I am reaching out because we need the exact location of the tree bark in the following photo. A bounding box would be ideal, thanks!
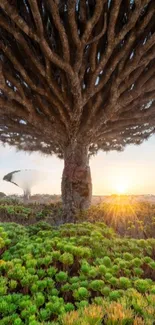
[61,142,92,223]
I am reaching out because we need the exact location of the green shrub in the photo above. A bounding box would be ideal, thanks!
[59,253,74,266]
[133,267,144,276]
[75,300,89,309]
[81,263,90,274]
[73,287,90,300]
[109,290,122,301]
[109,277,118,286]
[134,279,150,293]
[88,267,98,278]
[64,303,75,312]
[47,267,57,277]
[150,286,155,294]
[104,272,112,280]
[55,272,68,282]
[90,280,104,291]
[98,265,107,275]
[69,277,79,284]
[0,219,155,323]
[35,293,45,307]
[149,261,155,269]
[119,277,131,289]
[102,256,112,268]
[101,286,111,296]
[132,258,142,267]
[9,280,17,290]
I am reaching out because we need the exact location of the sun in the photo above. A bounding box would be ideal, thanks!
[115,182,128,195]
[111,172,131,195]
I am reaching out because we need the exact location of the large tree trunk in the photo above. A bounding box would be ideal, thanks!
[61,142,92,223]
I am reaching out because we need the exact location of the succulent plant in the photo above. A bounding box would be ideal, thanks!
[0,219,154,323]
[59,253,74,266]
[119,277,132,289]
[102,256,112,268]
[134,279,151,293]
[73,287,90,301]
[55,272,68,283]
[109,290,122,301]
[90,280,105,292]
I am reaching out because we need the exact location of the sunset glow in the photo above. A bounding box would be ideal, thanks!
[111,173,130,195]
[115,182,128,195]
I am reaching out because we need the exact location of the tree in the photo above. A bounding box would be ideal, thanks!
[0,0,155,222]
[3,169,45,200]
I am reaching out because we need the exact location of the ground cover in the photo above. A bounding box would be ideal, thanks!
[0,198,155,239]
[0,221,155,324]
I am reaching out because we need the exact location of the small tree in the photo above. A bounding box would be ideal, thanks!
[0,0,155,222]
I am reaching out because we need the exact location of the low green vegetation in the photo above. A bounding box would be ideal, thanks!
[0,198,155,238]
[0,201,63,226]
[0,221,155,324]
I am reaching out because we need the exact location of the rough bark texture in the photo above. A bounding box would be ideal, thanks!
[62,143,92,222]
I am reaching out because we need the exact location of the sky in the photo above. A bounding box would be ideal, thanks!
[0,135,155,196]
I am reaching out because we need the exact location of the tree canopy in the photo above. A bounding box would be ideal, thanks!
[0,0,155,157]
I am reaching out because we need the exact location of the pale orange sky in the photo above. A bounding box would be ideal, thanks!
[0,135,155,195]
